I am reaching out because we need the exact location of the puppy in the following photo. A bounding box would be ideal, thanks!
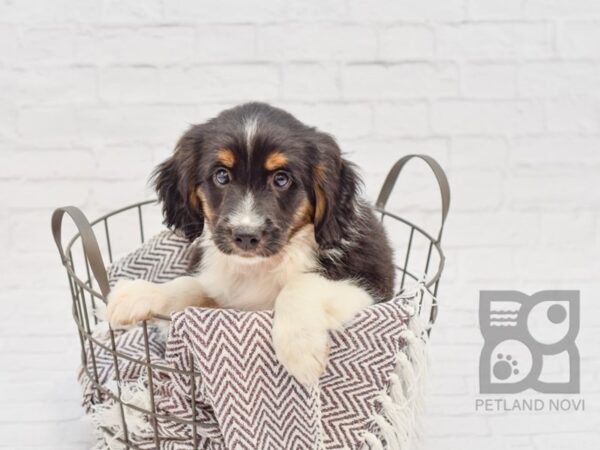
[107,102,395,385]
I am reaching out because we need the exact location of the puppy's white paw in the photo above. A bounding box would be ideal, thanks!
[106,279,164,327]
[272,322,329,386]
[272,273,374,385]
[324,283,373,329]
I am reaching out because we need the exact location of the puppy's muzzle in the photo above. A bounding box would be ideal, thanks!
[232,226,263,251]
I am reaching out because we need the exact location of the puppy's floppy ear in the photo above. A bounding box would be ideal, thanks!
[311,132,361,249]
[151,126,205,241]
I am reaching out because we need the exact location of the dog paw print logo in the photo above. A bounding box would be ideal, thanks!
[479,290,580,394]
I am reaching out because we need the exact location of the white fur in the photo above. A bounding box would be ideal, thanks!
[228,192,265,229]
[243,115,258,154]
[106,276,208,326]
[196,225,318,310]
[106,223,374,385]
[272,272,373,384]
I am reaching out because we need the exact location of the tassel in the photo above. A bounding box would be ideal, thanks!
[380,394,411,447]
[364,299,430,450]
[104,433,126,450]
[388,373,406,405]
[373,414,399,449]
[388,374,415,432]
[92,401,124,435]
[362,432,385,450]
[395,351,416,393]
[90,378,156,448]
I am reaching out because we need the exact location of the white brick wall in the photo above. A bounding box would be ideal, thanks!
[1,0,599,448]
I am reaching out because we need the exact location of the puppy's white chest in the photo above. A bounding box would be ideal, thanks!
[200,263,285,310]
[196,228,318,311]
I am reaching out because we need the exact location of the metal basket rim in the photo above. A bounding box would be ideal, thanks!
[62,199,445,319]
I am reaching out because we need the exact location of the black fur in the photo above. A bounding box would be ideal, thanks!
[316,200,395,302]
[152,128,205,240]
[153,102,395,302]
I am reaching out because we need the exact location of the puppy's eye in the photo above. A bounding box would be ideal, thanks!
[214,168,231,186]
[272,171,291,189]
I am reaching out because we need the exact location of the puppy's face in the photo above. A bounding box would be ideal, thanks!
[153,103,359,259]
[198,144,314,258]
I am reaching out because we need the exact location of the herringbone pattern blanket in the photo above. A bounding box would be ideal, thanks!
[81,231,428,450]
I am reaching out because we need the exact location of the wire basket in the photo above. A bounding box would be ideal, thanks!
[51,154,449,450]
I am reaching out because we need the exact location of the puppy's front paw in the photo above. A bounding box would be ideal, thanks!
[272,321,329,386]
[324,283,373,329]
[106,279,163,327]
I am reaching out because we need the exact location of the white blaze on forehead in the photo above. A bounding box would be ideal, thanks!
[229,192,264,228]
[243,115,259,154]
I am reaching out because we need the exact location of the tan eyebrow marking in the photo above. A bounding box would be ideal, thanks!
[217,149,235,168]
[265,151,288,171]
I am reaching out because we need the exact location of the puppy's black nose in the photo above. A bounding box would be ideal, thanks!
[232,227,261,251]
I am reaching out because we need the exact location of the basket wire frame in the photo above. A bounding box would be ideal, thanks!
[52,155,449,450]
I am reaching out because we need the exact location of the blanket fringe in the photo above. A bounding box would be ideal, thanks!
[363,432,386,450]
[90,377,155,450]
[363,286,430,450]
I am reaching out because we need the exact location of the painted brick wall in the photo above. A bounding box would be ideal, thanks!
[1,1,599,448]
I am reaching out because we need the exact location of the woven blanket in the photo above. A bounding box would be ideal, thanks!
[80,231,428,450]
